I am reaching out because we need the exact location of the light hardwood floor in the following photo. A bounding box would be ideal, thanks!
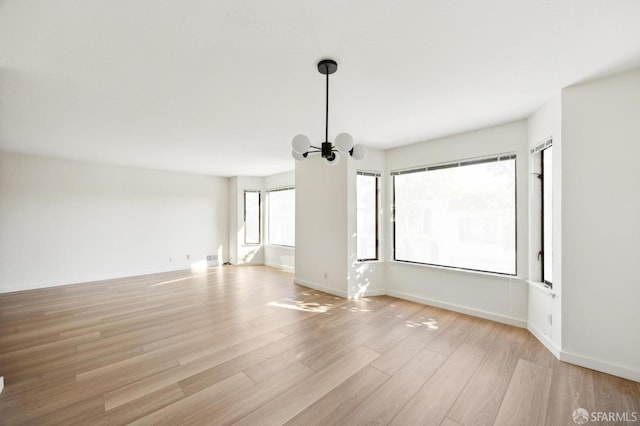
[0,266,638,425]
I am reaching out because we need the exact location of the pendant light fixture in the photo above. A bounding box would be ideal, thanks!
[291,59,366,166]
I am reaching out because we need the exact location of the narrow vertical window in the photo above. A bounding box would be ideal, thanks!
[357,172,379,261]
[244,191,261,245]
[542,146,553,285]
[268,188,295,247]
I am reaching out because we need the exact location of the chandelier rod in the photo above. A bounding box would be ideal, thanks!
[325,63,329,143]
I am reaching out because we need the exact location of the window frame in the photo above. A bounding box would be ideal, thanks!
[243,190,261,245]
[541,145,553,287]
[391,153,518,276]
[266,186,295,248]
[356,171,380,262]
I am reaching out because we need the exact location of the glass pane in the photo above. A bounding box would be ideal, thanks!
[543,147,553,283]
[394,159,516,275]
[268,189,295,247]
[357,175,378,260]
[244,191,260,244]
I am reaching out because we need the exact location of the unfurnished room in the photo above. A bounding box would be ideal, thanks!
[1,1,639,425]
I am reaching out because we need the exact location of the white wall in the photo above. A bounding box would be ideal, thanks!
[228,176,264,265]
[294,149,386,299]
[384,121,530,327]
[526,94,562,354]
[264,171,294,191]
[295,155,349,297]
[0,151,229,293]
[264,171,295,272]
[561,69,640,380]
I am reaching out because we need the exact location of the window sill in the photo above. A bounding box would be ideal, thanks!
[266,244,295,249]
[388,260,521,281]
[528,280,556,297]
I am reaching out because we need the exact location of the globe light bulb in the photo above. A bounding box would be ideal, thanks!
[335,133,354,153]
[351,144,366,160]
[292,134,311,154]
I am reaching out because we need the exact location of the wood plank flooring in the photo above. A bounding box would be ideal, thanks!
[0,266,638,425]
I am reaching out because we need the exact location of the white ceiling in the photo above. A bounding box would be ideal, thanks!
[1,1,640,177]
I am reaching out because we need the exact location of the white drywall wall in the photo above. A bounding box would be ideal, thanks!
[0,152,229,293]
[294,154,349,297]
[561,69,640,380]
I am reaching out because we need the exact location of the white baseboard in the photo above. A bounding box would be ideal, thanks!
[231,263,262,267]
[558,350,640,382]
[527,323,561,358]
[527,320,640,382]
[293,279,348,298]
[357,289,387,298]
[0,266,194,294]
[293,279,385,299]
[265,262,295,274]
[230,261,263,267]
[387,289,527,328]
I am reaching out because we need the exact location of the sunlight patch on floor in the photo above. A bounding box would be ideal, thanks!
[149,270,217,287]
[267,298,333,313]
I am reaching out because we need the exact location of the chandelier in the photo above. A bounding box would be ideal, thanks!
[291,59,366,166]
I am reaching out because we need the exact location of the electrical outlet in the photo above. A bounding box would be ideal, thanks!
[207,255,213,261]
[324,272,328,279]
[186,254,190,260]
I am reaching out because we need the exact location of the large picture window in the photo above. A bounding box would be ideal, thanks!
[267,188,295,247]
[244,191,261,245]
[357,172,379,261]
[393,155,516,275]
